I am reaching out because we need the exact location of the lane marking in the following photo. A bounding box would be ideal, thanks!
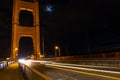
[57,73,78,80]
[47,65,120,80]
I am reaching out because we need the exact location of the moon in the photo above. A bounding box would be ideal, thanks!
[46,5,53,12]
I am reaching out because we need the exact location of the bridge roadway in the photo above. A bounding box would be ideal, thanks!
[27,61,120,80]
[0,60,120,80]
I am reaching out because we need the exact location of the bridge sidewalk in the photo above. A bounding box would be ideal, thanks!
[0,62,24,80]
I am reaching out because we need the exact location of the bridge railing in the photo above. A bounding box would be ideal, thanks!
[77,60,120,67]
[19,62,52,80]
[0,61,14,70]
[55,59,120,68]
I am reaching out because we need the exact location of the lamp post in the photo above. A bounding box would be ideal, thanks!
[55,46,61,58]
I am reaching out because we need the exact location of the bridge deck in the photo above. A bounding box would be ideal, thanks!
[0,62,24,80]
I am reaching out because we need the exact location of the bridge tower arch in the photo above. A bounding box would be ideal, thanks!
[11,0,41,59]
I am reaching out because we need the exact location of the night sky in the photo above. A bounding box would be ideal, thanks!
[0,0,120,58]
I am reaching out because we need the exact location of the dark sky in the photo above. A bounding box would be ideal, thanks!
[0,0,120,58]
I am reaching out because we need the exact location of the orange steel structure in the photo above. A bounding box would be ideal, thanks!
[11,0,41,59]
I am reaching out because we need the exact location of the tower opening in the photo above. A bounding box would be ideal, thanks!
[18,37,34,59]
[19,10,34,27]
[21,0,34,3]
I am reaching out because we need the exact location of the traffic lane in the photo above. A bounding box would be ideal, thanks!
[46,63,120,78]
[47,65,120,80]
[29,62,117,80]
[52,63,120,72]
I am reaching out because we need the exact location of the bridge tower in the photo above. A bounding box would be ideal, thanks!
[11,0,41,59]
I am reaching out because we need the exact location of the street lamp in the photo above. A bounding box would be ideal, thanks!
[55,46,61,58]
[55,46,59,50]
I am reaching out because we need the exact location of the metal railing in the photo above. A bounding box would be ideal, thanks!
[55,60,120,68]
[19,63,52,80]
[0,61,14,70]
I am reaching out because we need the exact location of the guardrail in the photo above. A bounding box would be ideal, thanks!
[0,61,14,70]
[19,62,52,80]
[55,60,120,68]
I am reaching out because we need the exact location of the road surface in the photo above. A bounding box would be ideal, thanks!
[26,61,120,80]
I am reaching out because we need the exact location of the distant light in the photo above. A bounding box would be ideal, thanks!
[46,5,53,12]
[6,58,10,60]
[18,59,31,66]
[18,59,25,63]
[55,46,59,49]
[14,48,18,51]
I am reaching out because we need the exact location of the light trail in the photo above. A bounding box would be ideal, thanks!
[19,59,120,74]
[47,66,120,80]
[18,59,120,79]
[45,63,120,74]
[18,59,53,65]
[52,62,120,69]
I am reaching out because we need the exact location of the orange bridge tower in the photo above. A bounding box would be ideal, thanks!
[11,0,41,59]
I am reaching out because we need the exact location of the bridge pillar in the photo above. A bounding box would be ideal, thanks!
[11,0,41,59]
